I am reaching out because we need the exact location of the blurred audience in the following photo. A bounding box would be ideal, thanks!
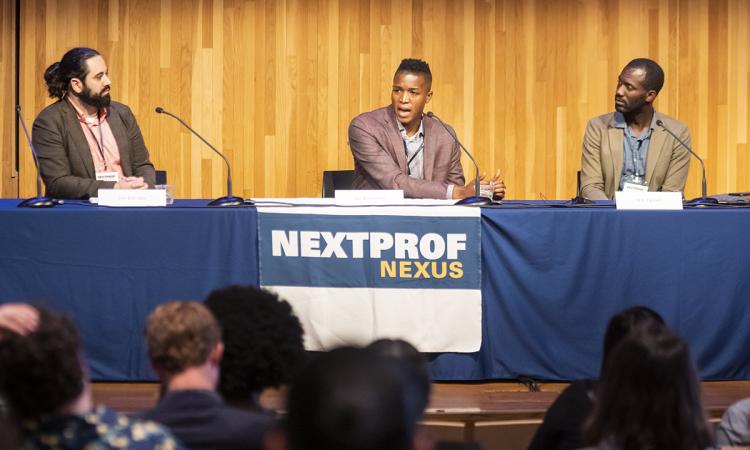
[284,346,418,450]
[528,306,666,450]
[716,397,750,446]
[142,301,272,450]
[367,338,432,422]
[580,330,713,450]
[204,286,306,411]
[0,305,181,449]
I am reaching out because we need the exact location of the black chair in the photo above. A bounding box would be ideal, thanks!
[155,170,168,185]
[322,170,355,198]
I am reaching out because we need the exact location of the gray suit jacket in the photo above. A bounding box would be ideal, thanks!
[580,111,691,200]
[348,106,465,199]
[32,99,156,199]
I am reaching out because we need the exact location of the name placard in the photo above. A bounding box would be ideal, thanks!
[335,189,404,206]
[615,191,683,210]
[97,189,167,207]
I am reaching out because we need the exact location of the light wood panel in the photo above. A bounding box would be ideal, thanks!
[0,0,16,198]
[11,0,750,199]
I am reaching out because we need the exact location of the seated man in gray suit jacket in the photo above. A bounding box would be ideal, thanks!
[581,58,691,200]
[32,47,155,199]
[349,58,505,200]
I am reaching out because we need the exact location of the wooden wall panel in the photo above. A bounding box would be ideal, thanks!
[0,0,16,198]
[11,0,750,200]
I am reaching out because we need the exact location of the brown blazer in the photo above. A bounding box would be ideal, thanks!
[32,99,156,199]
[348,106,465,199]
[580,111,691,200]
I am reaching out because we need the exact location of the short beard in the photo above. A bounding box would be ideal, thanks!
[78,85,111,110]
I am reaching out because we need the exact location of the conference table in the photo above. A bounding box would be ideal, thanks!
[1,198,749,381]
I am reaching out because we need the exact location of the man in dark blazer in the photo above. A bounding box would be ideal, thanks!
[32,47,155,199]
[349,59,505,200]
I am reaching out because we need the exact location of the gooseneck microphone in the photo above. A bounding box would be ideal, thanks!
[426,112,491,206]
[655,119,717,204]
[16,105,61,208]
[155,107,248,206]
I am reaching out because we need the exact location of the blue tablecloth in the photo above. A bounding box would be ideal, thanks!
[2,199,749,381]
[0,200,258,380]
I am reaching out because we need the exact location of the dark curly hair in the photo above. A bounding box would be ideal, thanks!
[0,307,84,420]
[43,47,100,99]
[204,285,306,404]
[395,58,432,87]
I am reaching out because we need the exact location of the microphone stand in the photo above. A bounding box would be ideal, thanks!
[426,112,491,206]
[570,171,593,204]
[156,107,248,206]
[656,119,717,205]
[16,105,60,208]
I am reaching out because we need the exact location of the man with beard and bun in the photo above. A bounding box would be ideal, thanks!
[32,47,155,199]
[580,58,691,200]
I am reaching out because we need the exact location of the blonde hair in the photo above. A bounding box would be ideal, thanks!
[145,301,221,374]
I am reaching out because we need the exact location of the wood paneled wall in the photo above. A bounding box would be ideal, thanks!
[1,0,16,198]
[8,0,750,199]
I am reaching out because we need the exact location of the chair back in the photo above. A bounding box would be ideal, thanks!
[322,170,355,197]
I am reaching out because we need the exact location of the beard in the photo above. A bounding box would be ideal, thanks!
[79,84,111,109]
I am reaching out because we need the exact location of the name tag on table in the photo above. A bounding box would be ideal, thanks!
[97,189,167,207]
[615,191,683,210]
[96,171,120,182]
[622,182,648,193]
[335,189,404,206]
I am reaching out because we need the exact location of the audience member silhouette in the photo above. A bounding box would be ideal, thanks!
[581,330,713,450]
[0,305,181,449]
[716,396,750,446]
[204,285,306,411]
[285,346,416,450]
[528,306,667,450]
[142,301,271,450]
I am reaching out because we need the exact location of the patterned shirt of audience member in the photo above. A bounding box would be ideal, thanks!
[21,405,183,450]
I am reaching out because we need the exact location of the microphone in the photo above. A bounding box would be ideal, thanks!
[570,170,593,205]
[655,119,717,204]
[155,107,248,206]
[16,105,61,208]
[426,112,491,206]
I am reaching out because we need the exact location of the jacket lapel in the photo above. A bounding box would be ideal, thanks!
[385,107,408,172]
[607,120,624,192]
[62,100,96,178]
[422,117,435,181]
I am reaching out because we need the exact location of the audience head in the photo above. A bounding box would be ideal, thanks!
[600,306,666,374]
[286,346,414,450]
[204,285,306,405]
[145,301,222,378]
[0,306,85,420]
[585,330,712,450]
[366,338,431,420]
